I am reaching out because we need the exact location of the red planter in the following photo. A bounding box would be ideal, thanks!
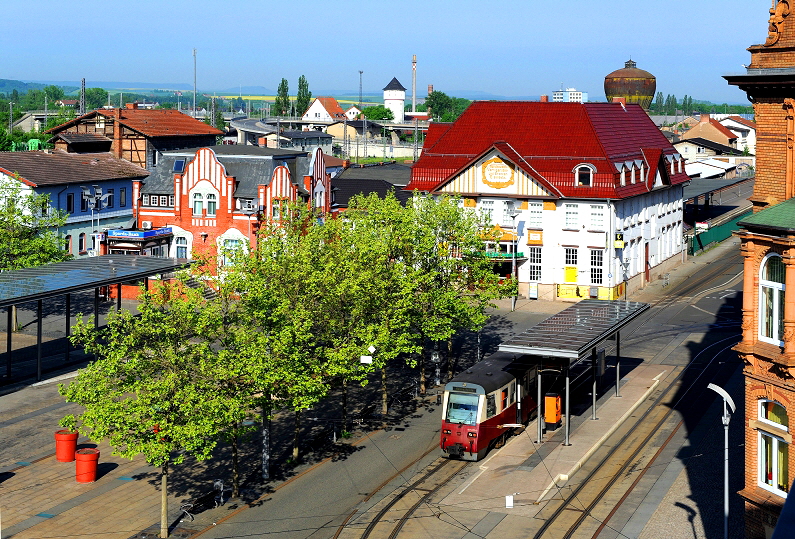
[54,430,79,462]
[75,448,100,483]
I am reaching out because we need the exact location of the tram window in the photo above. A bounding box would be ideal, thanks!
[509,382,516,405]
[446,393,479,425]
[486,395,496,417]
[501,389,508,410]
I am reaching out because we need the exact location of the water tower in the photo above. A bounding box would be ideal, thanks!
[604,60,656,110]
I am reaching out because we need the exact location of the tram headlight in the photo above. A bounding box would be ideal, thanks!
[467,432,477,438]
[443,429,452,435]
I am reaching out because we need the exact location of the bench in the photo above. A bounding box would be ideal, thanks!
[179,479,230,522]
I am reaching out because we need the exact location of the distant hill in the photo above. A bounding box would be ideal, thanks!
[22,80,194,92]
[0,79,48,94]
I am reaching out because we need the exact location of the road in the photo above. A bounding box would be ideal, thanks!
[195,238,745,539]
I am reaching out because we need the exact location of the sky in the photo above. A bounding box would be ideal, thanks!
[4,0,772,104]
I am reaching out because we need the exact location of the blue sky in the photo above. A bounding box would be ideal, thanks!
[6,0,770,103]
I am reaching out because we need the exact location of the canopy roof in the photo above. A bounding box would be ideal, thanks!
[499,300,649,361]
[0,255,190,308]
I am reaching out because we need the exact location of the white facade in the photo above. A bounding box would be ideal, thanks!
[436,150,684,300]
[719,117,757,155]
[345,106,361,121]
[302,99,336,122]
[384,90,405,123]
[552,88,588,103]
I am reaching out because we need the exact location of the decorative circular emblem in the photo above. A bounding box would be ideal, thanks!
[481,157,515,189]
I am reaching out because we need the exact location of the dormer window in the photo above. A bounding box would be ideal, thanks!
[631,166,636,184]
[575,164,594,186]
[620,167,626,186]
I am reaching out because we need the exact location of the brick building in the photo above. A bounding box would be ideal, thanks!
[725,2,795,536]
[109,145,329,263]
[46,104,223,171]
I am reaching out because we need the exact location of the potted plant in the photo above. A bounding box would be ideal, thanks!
[55,415,79,463]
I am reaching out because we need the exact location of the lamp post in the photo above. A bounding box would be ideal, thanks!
[431,342,441,387]
[81,185,110,255]
[510,209,523,312]
[707,383,736,539]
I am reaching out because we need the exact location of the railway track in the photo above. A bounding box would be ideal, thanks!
[335,457,469,539]
[337,247,744,539]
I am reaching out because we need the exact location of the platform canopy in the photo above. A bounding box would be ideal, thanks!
[498,299,649,361]
[0,255,191,308]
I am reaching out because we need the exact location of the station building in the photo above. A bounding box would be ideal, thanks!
[726,2,795,536]
[116,145,330,263]
[406,100,688,301]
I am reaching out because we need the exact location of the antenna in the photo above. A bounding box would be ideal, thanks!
[412,54,417,113]
[193,48,197,117]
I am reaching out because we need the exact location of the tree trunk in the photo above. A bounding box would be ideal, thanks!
[160,462,169,538]
[381,367,388,416]
[419,350,426,395]
[231,429,240,498]
[261,406,270,481]
[447,338,454,382]
[292,410,300,462]
[341,378,348,434]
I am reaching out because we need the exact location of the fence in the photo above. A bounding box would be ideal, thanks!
[688,210,751,256]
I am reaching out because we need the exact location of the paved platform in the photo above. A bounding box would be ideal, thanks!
[440,363,669,517]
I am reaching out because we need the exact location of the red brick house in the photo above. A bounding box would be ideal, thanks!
[105,146,330,263]
[46,104,223,171]
[725,2,795,536]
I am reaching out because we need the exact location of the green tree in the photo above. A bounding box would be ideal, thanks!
[296,75,312,117]
[654,92,664,114]
[274,78,290,116]
[84,88,108,110]
[424,91,471,122]
[362,105,394,121]
[43,85,65,102]
[0,178,70,270]
[61,280,235,539]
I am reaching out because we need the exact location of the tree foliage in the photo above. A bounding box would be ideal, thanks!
[274,78,290,116]
[296,75,312,117]
[0,179,70,270]
[424,91,471,122]
[361,105,394,121]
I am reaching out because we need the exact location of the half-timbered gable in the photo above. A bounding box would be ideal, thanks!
[407,101,688,301]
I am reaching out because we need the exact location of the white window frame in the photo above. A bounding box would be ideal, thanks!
[206,193,217,216]
[527,246,541,281]
[501,200,516,227]
[527,202,543,228]
[564,203,578,229]
[574,164,594,187]
[759,429,789,497]
[590,249,604,285]
[589,204,605,230]
[760,253,785,346]
[565,247,578,266]
[193,193,203,216]
[480,200,495,223]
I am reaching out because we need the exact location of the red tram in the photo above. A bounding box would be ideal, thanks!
[440,352,537,461]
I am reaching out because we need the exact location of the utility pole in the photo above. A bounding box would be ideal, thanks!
[193,48,197,118]
[8,102,14,133]
[79,78,86,115]
[358,70,363,109]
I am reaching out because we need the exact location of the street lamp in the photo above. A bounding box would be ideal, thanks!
[81,185,110,255]
[707,383,736,539]
[431,342,441,387]
[510,209,523,312]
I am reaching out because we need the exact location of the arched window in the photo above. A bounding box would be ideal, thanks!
[175,236,188,259]
[78,233,86,253]
[760,254,785,345]
[758,399,789,496]
[575,164,593,186]
[206,193,217,216]
[193,193,203,216]
[64,235,72,254]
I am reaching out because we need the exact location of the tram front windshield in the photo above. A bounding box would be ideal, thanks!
[446,392,479,425]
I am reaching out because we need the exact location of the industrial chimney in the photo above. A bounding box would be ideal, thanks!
[412,54,417,113]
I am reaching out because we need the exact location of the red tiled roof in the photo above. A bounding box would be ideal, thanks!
[314,97,346,119]
[708,119,739,140]
[47,109,223,137]
[407,102,688,198]
[726,115,757,130]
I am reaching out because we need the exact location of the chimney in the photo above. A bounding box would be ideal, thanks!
[126,102,138,110]
[611,97,626,105]
[540,95,549,102]
[428,84,434,95]
[700,113,711,123]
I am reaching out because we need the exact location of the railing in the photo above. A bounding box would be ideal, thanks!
[473,252,524,259]
[687,210,751,255]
